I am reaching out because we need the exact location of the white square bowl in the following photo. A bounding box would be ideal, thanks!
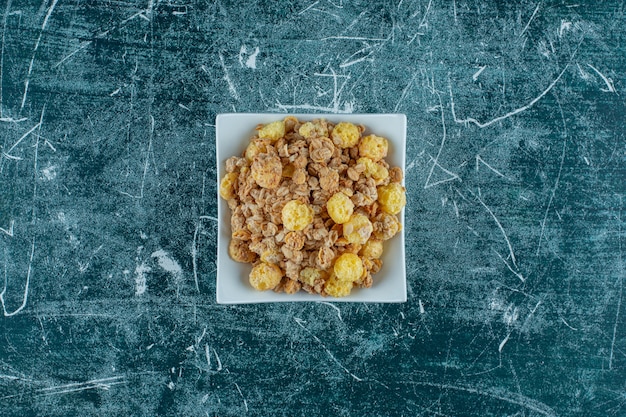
[216,113,406,304]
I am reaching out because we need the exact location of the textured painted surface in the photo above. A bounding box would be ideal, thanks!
[1,1,625,416]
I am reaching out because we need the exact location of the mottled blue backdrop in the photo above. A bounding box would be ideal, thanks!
[0,1,625,416]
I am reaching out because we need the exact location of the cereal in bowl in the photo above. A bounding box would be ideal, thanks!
[219,116,405,297]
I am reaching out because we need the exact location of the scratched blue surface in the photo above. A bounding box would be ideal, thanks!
[0,1,625,416]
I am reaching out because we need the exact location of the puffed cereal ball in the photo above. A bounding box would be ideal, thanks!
[326,192,354,224]
[359,135,388,161]
[299,267,326,286]
[260,249,282,264]
[219,172,238,200]
[333,253,364,283]
[324,272,353,297]
[249,262,283,291]
[257,120,285,141]
[343,213,373,245]
[299,120,329,139]
[377,182,406,215]
[282,200,314,231]
[251,154,282,189]
[360,239,383,259]
[331,122,360,149]
[357,157,389,182]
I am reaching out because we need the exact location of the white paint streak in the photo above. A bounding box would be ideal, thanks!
[134,262,150,296]
[586,63,617,93]
[559,20,572,37]
[609,200,623,370]
[234,383,248,412]
[4,122,41,157]
[151,249,183,280]
[41,164,57,180]
[245,47,259,69]
[519,3,540,38]
[424,93,460,189]
[53,40,93,68]
[537,100,567,256]
[409,381,558,417]
[1,237,35,317]
[21,0,58,109]
[318,301,343,321]
[472,65,486,81]
[498,333,511,352]
[476,194,518,267]
[219,53,240,100]
[294,318,362,381]
[450,63,571,128]
[0,220,14,237]
[192,223,200,292]
[476,155,509,179]
[238,45,260,69]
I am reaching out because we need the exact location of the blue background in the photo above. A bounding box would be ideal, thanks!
[1,1,624,416]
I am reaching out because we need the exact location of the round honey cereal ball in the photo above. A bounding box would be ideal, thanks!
[360,238,383,259]
[299,267,326,286]
[299,120,329,138]
[219,172,238,200]
[326,192,354,224]
[257,120,285,141]
[249,262,283,291]
[281,200,314,231]
[251,153,282,189]
[359,135,388,161]
[357,157,389,182]
[377,182,406,215]
[333,253,364,283]
[331,122,360,149]
[324,272,353,297]
[260,248,282,264]
[343,213,373,245]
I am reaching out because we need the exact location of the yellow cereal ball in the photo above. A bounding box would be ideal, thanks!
[299,267,326,286]
[331,122,360,149]
[333,253,364,283]
[249,262,283,291]
[261,249,282,264]
[324,272,353,297]
[377,183,406,215]
[326,192,355,224]
[357,157,388,182]
[360,239,383,259]
[281,200,314,231]
[257,120,285,141]
[299,120,329,138]
[251,154,282,189]
[359,135,388,161]
[219,172,238,200]
[343,213,373,245]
